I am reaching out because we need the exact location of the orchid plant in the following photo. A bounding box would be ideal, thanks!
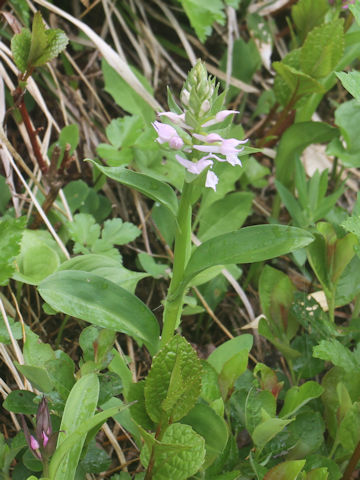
[153,61,250,346]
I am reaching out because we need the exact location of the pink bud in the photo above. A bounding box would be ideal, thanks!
[30,435,40,451]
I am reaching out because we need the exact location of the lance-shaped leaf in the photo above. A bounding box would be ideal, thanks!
[87,160,178,218]
[38,271,160,355]
[178,225,313,292]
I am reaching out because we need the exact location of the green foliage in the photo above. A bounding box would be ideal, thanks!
[11,11,68,73]
[140,423,205,479]
[0,216,25,285]
[88,161,179,218]
[144,335,202,423]
[177,0,225,42]
[38,270,160,355]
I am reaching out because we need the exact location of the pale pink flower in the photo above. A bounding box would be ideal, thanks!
[342,0,355,8]
[205,170,219,191]
[42,431,49,447]
[175,154,213,174]
[152,121,184,150]
[201,109,239,128]
[193,136,248,166]
[157,112,189,129]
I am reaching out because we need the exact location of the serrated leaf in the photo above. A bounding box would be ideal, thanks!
[336,71,360,101]
[292,0,328,43]
[67,213,100,250]
[144,336,202,423]
[273,62,325,97]
[33,28,68,66]
[301,19,344,78]
[105,116,144,149]
[11,28,31,72]
[0,216,26,286]
[27,11,48,67]
[101,218,140,245]
[313,339,358,371]
[178,0,225,42]
[140,423,205,480]
[252,415,294,449]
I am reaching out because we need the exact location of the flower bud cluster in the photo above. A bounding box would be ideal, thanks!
[152,61,248,191]
[21,396,59,461]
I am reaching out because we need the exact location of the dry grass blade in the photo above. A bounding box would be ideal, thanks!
[32,0,162,112]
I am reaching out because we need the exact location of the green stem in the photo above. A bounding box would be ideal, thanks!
[161,181,193,348]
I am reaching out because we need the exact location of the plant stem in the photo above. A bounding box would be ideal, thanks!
[342,439,360,480]
[160,181,193,348]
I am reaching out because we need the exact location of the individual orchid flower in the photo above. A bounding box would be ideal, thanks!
[157,111,190,129]
[175,154,213,175]
[175,154,219,191]
[201,109,239,128]
[152,121,184,150]
[193,134,248,167]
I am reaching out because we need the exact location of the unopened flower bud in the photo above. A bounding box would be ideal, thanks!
[200,100,211,114]
[181,88,190,106]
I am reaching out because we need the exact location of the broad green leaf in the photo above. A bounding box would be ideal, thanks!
[336,256,360,307]
[144,335,202,423]
[58,254,148,293]
[3,390,37,415]
[252,415,294,449]
[338,402,360,452]
[15,364,52,392]
[0,316,22,344]
[49,403,129,478]
[245,389,276,434]
[291,0,329,43]
[258,317,301,360]
[140,423,205,480]
[128,381,155,430]
[259,265,297,340]
[336,71,360,101]
[27,11,48,67]
[23,329,55,366]
[306,233,331,293]
[273,49,301,106]
[87,161,178,218]
[279,381,324,418]
[264,460,305,480]
[13,243,60,285]
[200,361,222,405]
[305,468,329,480]
[105,116,144,149]
[180,225,314,289]
[207,335,253,373]
[0,216,25,285]
[219,350,249,399]
[11,28,31,72]
[55,374,99,480]
[342,214,360,239]
[46,351,75,400]
[178,0,225,42]
[197,192,254,242]
[334,100,360,157]
[35,28,68,66]
[313,339,358,371]
[138,252,169,279]
[181,403,228,468]
[102,59,154,123]
[275,122,338,188]
[38,271,160,355]
[301,19,344,78]
[287,411,325,460]
[273,62,325,97]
